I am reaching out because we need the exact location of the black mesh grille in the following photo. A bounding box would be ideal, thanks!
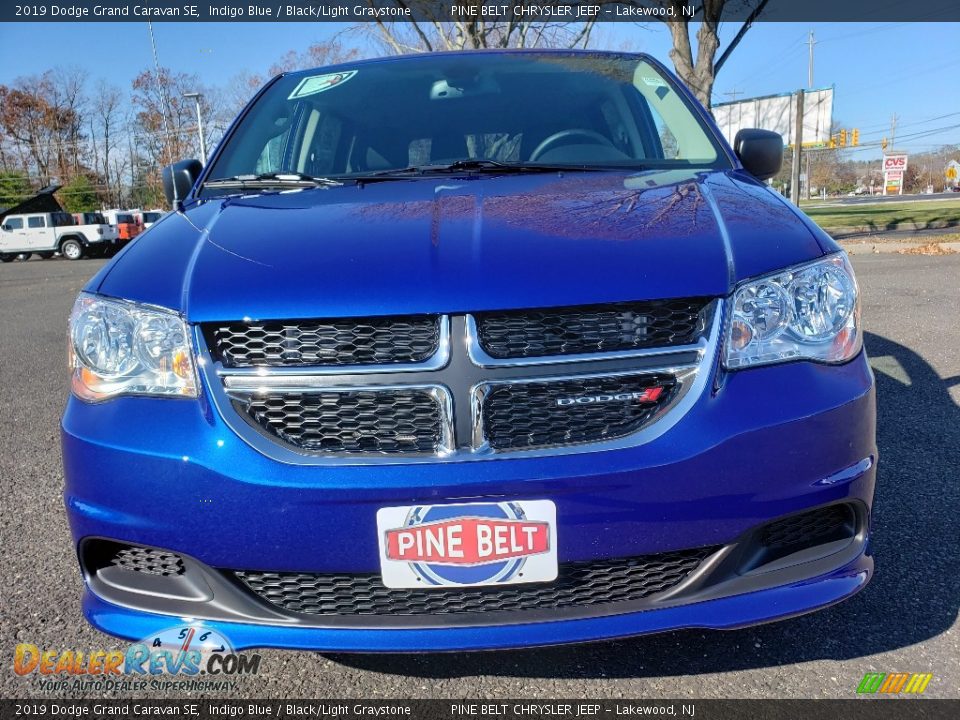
[236,547,716,617]
[111,547,185,577]
[476,299,709,359]
[235,389,443,454]
[760,505,855,552]
[205,315,440,368]
[482,374,675,451]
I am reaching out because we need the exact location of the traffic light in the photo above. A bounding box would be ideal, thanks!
[840,129,847,147]
[852,129,859,146]
[881,138,888,151]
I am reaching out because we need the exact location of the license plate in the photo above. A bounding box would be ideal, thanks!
[376,500,558,589]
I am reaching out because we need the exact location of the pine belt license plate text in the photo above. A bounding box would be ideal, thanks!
[376,500,558,589]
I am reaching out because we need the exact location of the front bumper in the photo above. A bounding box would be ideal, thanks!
[62,353,877,651]
[82,552,872,652]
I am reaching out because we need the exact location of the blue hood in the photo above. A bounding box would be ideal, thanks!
[94,169,829,322]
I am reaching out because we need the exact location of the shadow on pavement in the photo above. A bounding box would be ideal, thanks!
[326,332,959,679]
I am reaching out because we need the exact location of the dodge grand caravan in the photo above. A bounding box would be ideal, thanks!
[62,51,876,651]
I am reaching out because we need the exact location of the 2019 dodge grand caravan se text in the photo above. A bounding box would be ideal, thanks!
[62,51,876,652]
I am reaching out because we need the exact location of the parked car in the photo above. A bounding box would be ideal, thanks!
[73,212,120,247]
[62,50,875,652]
[102,209,142,244]
[1,210,113,261]
[139,209,165,228]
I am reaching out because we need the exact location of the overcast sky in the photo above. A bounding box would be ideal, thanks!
[0,21,956,160]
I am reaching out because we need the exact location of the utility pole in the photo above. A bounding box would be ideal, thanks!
[127,132,136,209]
[797,30,816,201]
[890,113,899,150]
[183,92,207,164]
[147,21,173,165]
[791,90,804,205]
[723,89,743,144]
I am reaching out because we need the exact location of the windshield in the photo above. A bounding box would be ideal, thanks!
[116,214,134,224]
[204,52,726,188]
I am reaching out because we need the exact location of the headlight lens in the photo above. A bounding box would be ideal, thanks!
[68,293,197,401]
[724,253,860,369]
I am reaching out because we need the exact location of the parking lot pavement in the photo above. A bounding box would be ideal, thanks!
[1,255,957,699]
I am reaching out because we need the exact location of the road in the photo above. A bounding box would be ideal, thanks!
[803,191,960,209]
[1,255,957,700]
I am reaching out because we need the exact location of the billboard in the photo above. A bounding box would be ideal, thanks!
[712,88,834,148]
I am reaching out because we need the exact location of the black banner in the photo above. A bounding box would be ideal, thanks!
[2,700,960,720]
[3,0,960,24]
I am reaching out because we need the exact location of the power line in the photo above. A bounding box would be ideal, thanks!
[841,57,960,101]
[857,111,960,138]
[726,34,807,93]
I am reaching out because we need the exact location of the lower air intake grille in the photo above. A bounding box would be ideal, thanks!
[236,547,717,617]
[760,504,855,553]
[234,389,444,455]
[111,546,185,577]
[481,374,676,451]
[476,299,708,359]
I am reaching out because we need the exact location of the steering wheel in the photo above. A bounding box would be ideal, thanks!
[530,129,616,162]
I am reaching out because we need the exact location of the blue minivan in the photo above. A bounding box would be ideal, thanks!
[62,50,876,652]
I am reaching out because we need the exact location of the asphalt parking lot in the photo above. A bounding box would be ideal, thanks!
[1,254,957,699]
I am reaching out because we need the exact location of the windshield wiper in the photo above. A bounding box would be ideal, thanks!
[203,172,343,190]
[354,160,613,181]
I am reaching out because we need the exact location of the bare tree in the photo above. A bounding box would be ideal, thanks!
[131,67,217,202]
[0,81,55,183]
[0,68,94,188]
[643,0,770,108]
[91,81,125,206]
[268,37,361,74]
[47,67,87,178]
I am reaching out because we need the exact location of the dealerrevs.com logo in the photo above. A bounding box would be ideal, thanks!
[14,626,261,693]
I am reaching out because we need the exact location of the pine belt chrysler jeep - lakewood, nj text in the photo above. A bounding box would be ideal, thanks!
[62,51,876,651]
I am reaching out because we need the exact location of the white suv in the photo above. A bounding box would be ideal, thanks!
[0,211,114,261]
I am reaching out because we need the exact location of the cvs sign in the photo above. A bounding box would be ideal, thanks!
[883,154,908,172]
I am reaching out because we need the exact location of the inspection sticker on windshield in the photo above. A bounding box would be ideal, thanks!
[377,501,558,589]
[640,74,669,89]
[288,70,357,99]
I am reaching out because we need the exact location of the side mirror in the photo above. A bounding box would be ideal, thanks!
[162,159,203,206]
[734,129,783,181]
[0,225,9,232]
